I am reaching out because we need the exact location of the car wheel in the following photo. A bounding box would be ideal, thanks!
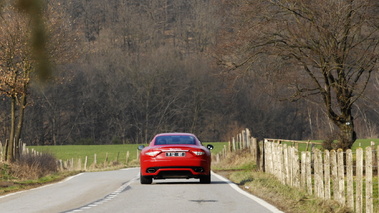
[200,174,211,184]
[140,175,153,184]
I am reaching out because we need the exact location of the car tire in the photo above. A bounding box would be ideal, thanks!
[140,175,153,184]
[200,174,211,184]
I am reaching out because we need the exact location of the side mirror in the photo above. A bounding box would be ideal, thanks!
[138,145,145,150]
[206,144,214,150]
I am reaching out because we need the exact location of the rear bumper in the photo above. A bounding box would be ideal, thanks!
[144,167,208,179]
[140,159,210,178]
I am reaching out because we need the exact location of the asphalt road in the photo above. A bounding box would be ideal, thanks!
[0,168,283,213]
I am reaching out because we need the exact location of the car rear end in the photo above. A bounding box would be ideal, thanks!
[139,133,212,184]
[140,144,211,179]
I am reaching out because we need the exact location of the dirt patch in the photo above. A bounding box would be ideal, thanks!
[0,181,14,188]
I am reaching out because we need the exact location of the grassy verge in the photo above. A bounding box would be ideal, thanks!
[213,150,352,213]
[0,162,79,196]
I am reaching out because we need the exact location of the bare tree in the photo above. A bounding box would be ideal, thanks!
[219,0,379,149]
[0,3,33,161]
[0,0,79,159]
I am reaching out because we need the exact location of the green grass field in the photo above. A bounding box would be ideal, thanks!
[28,138,378,167]
[28,144,142,166]
[277,138,379,152]
[28,142,228,167]
[351,138,379,149]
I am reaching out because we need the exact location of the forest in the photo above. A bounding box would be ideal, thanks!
[1,0,378,148]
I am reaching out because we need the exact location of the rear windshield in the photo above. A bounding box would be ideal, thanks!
[154,135,196,145]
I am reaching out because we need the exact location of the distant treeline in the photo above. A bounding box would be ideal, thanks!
[1,0,378,146]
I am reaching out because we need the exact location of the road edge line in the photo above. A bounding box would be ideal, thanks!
[212,171,284,213]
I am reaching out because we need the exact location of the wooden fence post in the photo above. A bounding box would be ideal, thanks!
[104,152,109,164]
[356,148,363,213]
[242,132,245,149]
[261,139,265,172]
[232,138,235,152]
[70,158,74,171]
[250,137,255,156]
[305,151,312,195]
[331,150,338,201]
[301,152,306,189]
[245,128,250,149]
[278,143,283,181]
[126,151,130,164]
[282,144,288,185]
[94,154,97,166]
[337,149,345,204]
[241,130,245,149]
[324,150,331,200]
[22,143,26,154]
[58,159,63,171]
[84,156,88,171]
[314,149,324,198]
[365,146,373,213]
[267,142,273,175]
[251,138,259,167]
[288,146,294,186]
[346,149,354,210]
[292,147,300,188]
[222,145,226,158]
[313,149,319,197]
[63,160,68,170]
[77,158,82,170]
[0,141,2,162]
[377,145,379,210]
[271,141,275,174]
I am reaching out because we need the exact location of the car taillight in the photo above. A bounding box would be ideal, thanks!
[145,151,161,156]
[191,150,205,156]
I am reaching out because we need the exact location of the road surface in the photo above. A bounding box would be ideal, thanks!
[0,168,283,213]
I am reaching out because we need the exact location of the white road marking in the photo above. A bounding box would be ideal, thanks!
[62,173,139,213]
[212,172,284,213]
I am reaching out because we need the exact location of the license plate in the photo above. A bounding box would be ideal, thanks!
[166,152,185,157]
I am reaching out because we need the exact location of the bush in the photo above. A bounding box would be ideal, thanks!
[11,153,58,180]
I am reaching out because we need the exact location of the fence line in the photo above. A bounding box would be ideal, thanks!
[218,128,378,213]
[265,142,378,212]
[17,145,135,171]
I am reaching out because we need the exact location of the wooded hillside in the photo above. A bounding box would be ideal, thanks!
[1,0,378,146]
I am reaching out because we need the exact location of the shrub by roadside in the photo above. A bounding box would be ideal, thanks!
[11,152,58,180]
[0,153,79,195]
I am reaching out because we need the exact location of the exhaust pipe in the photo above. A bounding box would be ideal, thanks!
[147,168,156,173]
[194,167,204,172]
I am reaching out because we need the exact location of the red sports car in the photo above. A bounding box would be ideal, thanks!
[138,133,213,184]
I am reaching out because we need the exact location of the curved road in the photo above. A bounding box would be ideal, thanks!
[0,168,283,213]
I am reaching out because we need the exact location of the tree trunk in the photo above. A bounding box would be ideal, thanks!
[14,92,27,160]
[5,95,16,162]
[337,120,356,150]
